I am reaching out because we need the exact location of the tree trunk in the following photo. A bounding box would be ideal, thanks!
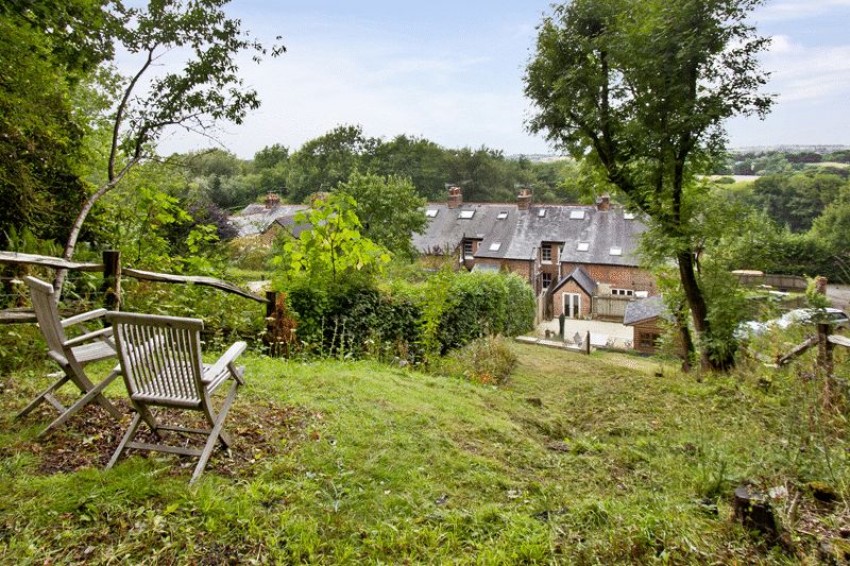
[677,249,733,371]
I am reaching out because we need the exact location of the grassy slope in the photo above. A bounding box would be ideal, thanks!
[0,344,846,563]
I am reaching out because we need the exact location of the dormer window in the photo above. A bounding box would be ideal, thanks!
[542,246,552,263]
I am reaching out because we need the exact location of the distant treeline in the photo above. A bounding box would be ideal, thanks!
[178,125,589,210]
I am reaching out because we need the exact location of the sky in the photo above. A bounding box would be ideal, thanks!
[148,0,850,159]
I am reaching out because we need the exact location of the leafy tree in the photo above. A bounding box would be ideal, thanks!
[371,135,451,200]
[751,171,846,232]
[253,143,290,170]
[250,143,291,197]
[337,171,427,259]
[525,0,772,370]
[446,146,529,203]
[55,0,282,294]
[272,193,391,284]
[0,1,114,249]
[287,125,379,203]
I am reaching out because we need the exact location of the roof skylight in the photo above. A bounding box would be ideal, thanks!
[497,211,508,220]
[538,209,546,218]
[489,242,502,251]
[425,209,439,218]
[458,210,475,219]
[623,212,636,220]
[569,210,585,220]
[577,242,590,252]
[609,247,623,256]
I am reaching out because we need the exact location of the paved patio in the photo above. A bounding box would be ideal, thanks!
[535,317,635,349]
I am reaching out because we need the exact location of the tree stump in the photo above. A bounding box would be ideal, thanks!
[733,484,778,542]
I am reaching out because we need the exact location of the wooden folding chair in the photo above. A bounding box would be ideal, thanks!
[17,276,122,436]
[105,312,246,484]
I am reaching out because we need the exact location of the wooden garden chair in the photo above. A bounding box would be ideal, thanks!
[17,276,123,436]
[104,312,246,484]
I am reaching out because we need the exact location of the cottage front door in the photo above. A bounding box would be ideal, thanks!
[563,293,581,318]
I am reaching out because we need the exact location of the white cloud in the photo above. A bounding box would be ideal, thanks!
[759,0,850,21]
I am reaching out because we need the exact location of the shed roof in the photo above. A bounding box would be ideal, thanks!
[623,295,668,326]
[229,203,308,237]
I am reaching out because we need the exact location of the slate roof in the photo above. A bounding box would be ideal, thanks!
[623,295,668,326]
[411,203,514,255]
[551,266,598,296]
[269,216,312,239]
[413,202,647,266]
[229,204,308,237]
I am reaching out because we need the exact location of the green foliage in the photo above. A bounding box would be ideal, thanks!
[437,273,535,354]
[751,171,847,232]
[0,6,98,248]
[700,266,746,365]
[271,194,391,285]
[337,171,427,259]
[436,335,519,385]
[525,0,772,370]
[286,279,423,362]
[287,125,379,203]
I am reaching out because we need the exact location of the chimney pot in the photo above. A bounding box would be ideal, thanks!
[517,187,532,211]
[596,194,610,211]
[447,186,463,209]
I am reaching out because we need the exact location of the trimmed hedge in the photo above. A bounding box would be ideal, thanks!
[285,271,536,361]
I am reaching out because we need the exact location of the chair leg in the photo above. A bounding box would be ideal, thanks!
[38,369,122,437]
[107,412,143,470]
[16,374,70,419]
[190,382,238,485]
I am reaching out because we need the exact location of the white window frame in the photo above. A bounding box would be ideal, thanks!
[563,293,581,318]
[541,245,552,263]
[611,288,634,297]
[542,272,553,289]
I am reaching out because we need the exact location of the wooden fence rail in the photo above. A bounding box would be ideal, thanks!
[0,250,290,354]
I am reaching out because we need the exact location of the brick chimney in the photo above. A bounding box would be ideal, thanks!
[447,186,462,209]
[264,193,281,209]
[517,187,532,211]
[596,194,610,211]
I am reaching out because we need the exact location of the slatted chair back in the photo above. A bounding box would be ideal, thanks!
[108,312,207,409]
[105,311,246,484]
[25,276,68,354]
[19,276,123,435]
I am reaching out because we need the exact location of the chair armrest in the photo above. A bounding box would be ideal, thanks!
[61,309,109,328]
[63,327,114,348]
[204,341,247,385]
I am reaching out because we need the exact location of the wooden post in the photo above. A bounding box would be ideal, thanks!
[101,250,121,312]
[585,331,591,355]
[264,291,279,356]
[817,323,834,376]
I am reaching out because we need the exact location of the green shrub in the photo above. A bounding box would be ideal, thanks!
[287,279,424,362]
[436,335,518,385]
[437,272,535,354]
